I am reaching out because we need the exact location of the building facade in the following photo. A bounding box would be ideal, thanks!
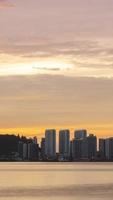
[45,129,56,160]
[59,130,70,160]
[74,129,87,139]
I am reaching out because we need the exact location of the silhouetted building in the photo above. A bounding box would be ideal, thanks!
[87,134,97,160]
[28,142,39,161]
[23,143,28,160]
[81,138,88,160]
[28,143,32,160]
[1,130,113,162]
[18,141,23,159]
[71,139,82,160]
[105,138,113,160]
[0,134,20,158]
[74,129,87,139]
[99,139,106,159]
[41,138,46,160]
[70,140,73,160]
[32,143,39,160]
[45,129,56,160]
[59,130,70,160]
[33,137,37,144]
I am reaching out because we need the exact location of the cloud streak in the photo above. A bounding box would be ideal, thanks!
[0,39,113,77]
[32,66,61,71]
[0,0,113,77]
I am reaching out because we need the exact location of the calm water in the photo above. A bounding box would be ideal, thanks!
[0,162,113,200]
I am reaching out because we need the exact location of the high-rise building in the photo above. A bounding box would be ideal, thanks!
[105,139,110,160]
[32,143,39,160]
[18,141,23,159]
[81,138,88,160]
[59,130,70,160]
[72,129,88,161]
[70,140,73,160]
[72,137,89,161]
[28,142,32,160]
[33,137,37,144]
[99,139,106,159]
[71,139,82,160]
[41,138,46,160]
[23,143,28,160]
[87,134,97,160]
[74,129,87,139]
[105,138,113,160]
[45,129,56,160]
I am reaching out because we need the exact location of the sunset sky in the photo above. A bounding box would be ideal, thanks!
[0,0,113,138]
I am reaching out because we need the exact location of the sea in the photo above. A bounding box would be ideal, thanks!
[0,162,113,200]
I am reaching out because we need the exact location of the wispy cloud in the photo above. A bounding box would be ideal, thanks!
[32,66,61,71]
[0,39,113,77]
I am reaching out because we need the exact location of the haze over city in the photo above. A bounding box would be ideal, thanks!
[0,0,113,137]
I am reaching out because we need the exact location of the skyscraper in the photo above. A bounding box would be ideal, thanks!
[71,138,82,160]
[18,141,23,160]
[45,129,56,160]
[105,138,113,160]
[87,134,97,160]
[33,136,37,144]
[99,138,106,159]
[23,143,28,160]
[74,129,87,139]
[72,129,88,161]
[59,130,70,160]
[81,137,88,160]
[41,138,46,160]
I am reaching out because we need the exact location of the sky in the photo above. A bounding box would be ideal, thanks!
[0,0,113,138]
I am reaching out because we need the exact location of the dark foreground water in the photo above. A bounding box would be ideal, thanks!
[0,162,113,200]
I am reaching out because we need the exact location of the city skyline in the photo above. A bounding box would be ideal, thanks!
[0,128,113,161]
[0,0,113,137]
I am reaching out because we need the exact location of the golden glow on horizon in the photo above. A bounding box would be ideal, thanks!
[0,124,113,138]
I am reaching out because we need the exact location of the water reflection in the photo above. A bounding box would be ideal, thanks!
[0,163,112,200]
